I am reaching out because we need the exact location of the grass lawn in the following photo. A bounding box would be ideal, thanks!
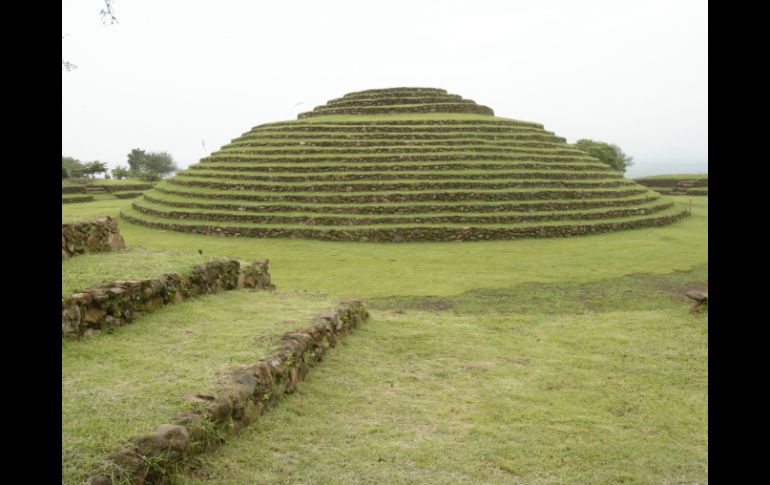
[61,195,707,484]
[186,303,706,484]
[61,196,705,298]
[62,289,335,484]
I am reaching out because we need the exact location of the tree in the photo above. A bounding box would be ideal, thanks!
[112,166,131,180]
[127,148,147,173]
[573,139,634,173]
[83,161,108,178]
[62,156,86,179]
[126,149,178,180]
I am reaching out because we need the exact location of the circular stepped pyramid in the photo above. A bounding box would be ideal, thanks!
[123,87,688,242]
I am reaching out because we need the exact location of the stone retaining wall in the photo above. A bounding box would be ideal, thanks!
[202,153,584,164]
[142,193,657,214]
[61,258,274,339]
[299,103,495,118]
[635,178,708,188]
[156,186,647,204]
[253,119,544,129]
[62,185,88,194]
[187,162,613,173]
[215,146,584,156]
[62,216,126,260]
[86,300,369,485]
[121,208,688,242]
[169,178,629,192]
[62,196,95,204]
[179,170,622,182]
[114,192,145,199]
[132,200,673,225]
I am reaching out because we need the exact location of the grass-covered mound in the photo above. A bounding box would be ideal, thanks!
[635,173,708,196]
[125,87,686,241]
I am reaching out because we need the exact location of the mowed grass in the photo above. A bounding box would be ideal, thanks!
[61,195,707,484]
[61,196,705,298]
[62,289,335,485]
[61,247,207,295]
[182,278,707,484]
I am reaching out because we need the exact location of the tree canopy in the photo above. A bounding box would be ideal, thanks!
[62,156,86,179]
[573,139,634,173]
[126,149,178,181]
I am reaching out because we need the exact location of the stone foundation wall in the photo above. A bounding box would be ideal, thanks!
[143,193,655,214]
[62,196,95,204]
[121,208,688,242]
[87,300,369,485]
[61,258,274,339]
[62,216,126,260]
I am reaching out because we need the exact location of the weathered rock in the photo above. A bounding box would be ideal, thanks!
[206,399,232,423]
[107,233,126,251]
[242,400,261,425]
[84,307,106,324]
[132,434,170,458]
[171,411,204,441]
[686,290,708,302]
[155,424,189,452]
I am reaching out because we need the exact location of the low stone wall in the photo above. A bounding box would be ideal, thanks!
[158,185,647,204]
[204,151,578,164]
[62,216,126,260]
[87,300,369,485]
[113,192,145,199]
[635,178,708,188]
[61,259,274,339]
[143,193,656,214]
[62,185,88,194]
[253,118,544,129]
[169,178,628,192]
[182,169,621,181]
[121,208,689,242]
[62,196,95,204]
[132,200,673,225]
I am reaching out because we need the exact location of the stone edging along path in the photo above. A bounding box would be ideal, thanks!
[86,300,369,485]
[62,216,126,260]
[62,258,274,339]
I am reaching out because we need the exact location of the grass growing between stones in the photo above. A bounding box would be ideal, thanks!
[61,289,335,485]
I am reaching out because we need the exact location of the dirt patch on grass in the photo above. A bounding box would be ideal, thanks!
[368,264,708,315]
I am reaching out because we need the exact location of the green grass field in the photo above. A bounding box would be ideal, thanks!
[62,194,707,484]
[62,289,335,484]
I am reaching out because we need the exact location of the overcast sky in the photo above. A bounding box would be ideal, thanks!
[62,0,707,178]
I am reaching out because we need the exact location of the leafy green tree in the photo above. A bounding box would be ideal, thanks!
[126,149,178,180]
[142,152,178,178]
[127,148,147,173]
[62,156,86,179]
[111,166,131,179]
[83,160,108,178]
[573,139,634,173]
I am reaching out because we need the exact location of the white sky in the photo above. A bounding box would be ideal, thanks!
[62,0,708,178]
